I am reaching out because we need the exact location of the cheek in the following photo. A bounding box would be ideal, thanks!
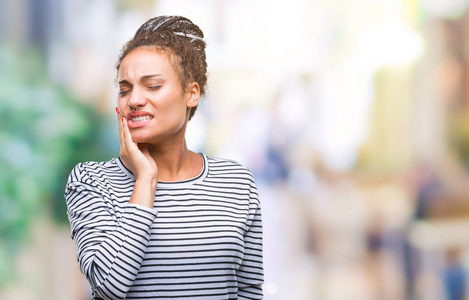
[159,106,186,127]
[159,91,188,118]
[117,98,127,113]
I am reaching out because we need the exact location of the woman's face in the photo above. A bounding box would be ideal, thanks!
[117,47,199,144]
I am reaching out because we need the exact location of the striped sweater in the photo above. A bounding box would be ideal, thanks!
[65,153,263,300]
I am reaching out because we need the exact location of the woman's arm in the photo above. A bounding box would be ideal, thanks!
[65,164,157,300]
[237,181,264,299]
[65,115,159,300]
[118,113,158,209]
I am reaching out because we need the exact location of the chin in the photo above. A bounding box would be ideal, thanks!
[129,132,148,144]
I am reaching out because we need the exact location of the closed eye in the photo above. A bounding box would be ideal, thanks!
[148,86,161,90]
[119,90,130,96]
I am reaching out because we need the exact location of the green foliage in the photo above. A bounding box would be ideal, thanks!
[0,45,113,286]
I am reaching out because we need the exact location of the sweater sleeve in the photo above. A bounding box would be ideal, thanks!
[237,181,264,299]
[65,163,157,300]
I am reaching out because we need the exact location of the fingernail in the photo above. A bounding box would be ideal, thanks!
[115,107,119,114]
[121,117,124,122]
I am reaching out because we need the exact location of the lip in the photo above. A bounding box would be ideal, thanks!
[127,110,154,129]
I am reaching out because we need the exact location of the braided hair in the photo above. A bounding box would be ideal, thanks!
[116,16,208,120]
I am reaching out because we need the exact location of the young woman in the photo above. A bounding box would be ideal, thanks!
[65,16,264,300]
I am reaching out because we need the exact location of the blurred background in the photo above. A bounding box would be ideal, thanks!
[2,0,469,299]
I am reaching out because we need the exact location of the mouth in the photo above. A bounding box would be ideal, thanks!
[130,115,153,123]
[127,114,154,128]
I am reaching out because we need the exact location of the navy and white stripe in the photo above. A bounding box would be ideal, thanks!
[65,153,263,299]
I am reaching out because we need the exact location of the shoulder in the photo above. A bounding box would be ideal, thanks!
[204,155,261,206]
[205,154,256,184]
[67,158,120,184]
[206,154,252,173]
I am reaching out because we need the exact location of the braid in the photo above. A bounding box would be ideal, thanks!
[135,16,204,41]
[116,16,208,120]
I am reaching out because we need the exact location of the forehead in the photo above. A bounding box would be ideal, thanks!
[118,47,178,80]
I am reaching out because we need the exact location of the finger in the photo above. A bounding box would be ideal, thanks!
[122,117,138,150]
[117,114,124,148]
[115,107,122,117]
[121,116,126,140]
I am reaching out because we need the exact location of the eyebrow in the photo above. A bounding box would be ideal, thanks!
[118,74,163,85]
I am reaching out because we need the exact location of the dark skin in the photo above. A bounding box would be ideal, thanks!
[116,47,203,209]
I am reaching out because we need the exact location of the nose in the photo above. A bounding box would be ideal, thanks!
[127,86,147,109]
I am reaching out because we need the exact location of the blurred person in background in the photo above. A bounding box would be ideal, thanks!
[64,15,263,300]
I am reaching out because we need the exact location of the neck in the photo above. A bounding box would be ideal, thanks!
[145,138,197,182]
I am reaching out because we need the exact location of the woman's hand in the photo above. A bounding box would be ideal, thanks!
[117,111,158,180]
[117,109,158,208]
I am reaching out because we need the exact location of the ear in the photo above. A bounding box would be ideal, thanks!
[186,82,200,108]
